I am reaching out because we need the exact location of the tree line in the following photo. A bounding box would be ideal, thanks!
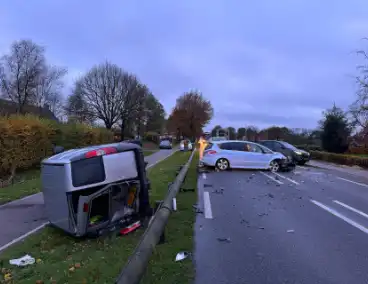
[0,39,214,140]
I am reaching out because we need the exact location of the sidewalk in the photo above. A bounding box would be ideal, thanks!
[308,160,368,180]
[0,149,176,252]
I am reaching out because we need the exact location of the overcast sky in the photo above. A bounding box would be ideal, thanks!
[1,0,367,131]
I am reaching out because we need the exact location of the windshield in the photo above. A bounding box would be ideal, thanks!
[279,141,298,150]
[161,140,170,145]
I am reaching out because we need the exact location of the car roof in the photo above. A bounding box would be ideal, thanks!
[42,142,139,164]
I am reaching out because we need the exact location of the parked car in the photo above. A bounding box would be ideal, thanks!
[180,139,193,151]
[207,136,227,142]
[159,140,172,149]
[201,140,294,172]
[258,140,310,165]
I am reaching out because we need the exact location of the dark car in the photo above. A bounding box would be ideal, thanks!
[258,140,311,165]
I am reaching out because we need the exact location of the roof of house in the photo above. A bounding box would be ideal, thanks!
[0,98,58,121]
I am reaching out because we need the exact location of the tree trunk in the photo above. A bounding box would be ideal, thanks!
[120,122,125,141]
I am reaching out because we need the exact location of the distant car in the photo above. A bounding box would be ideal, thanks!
[258,140,310,165]
[159,140,172,149]
[201,140,294,172]
[180,140,193,151]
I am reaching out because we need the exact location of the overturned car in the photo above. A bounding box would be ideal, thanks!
[41,142,152,237]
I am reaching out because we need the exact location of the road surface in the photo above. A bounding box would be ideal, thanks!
[195,164,368,284]
[0,149,176,252]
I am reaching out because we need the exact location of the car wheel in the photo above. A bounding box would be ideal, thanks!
[269,160,280,172]
[216,158,230,171]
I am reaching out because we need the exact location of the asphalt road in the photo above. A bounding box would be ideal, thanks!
[0,149,176,252]
[195,165,368,284]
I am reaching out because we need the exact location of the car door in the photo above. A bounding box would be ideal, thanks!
[241,143,267,168]
[218,142,243,168]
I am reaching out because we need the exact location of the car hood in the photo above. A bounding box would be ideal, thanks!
[296,149,310,155]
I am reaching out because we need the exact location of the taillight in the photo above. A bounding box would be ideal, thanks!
[207,150,217,155]
[85,147,117,158]
[83,203,89,212]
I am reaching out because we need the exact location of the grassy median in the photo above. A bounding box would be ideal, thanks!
[0,151,155,205]
[142,152,198,284]
[0,151,190,284]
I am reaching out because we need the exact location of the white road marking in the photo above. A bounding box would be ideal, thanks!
[311,199,368,235]
[334,200,368,220]
[203,191,213,219]
[273,172,300,185]
[0,222,49,253]
[297,165,307,170]
[259,171,284,185]
[337,177,368,188]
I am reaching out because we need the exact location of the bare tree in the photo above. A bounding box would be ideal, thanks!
[33,65,67,107]
[65,83,95,124]
[76,62,131,129]
[0,40,46,113]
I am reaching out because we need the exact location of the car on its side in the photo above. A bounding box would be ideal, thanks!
[258,140,310,165]
[180,139,193,151]
[201,140,294,172]
[159,140,172,149]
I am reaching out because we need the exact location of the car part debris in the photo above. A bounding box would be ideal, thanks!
[213,189,223,194]
[258,227,265,230]
[9,254,35,266]
[175,251,190,262]
[287,229,295,233]
[240,219,249,224]
[204,184,213,188]
[268,193,274,198]
[217,237,231,243]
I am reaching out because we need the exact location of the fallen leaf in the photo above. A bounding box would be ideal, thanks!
[4,273,11,281]
[36,258,42,264]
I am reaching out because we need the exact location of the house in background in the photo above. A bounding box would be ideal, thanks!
[0,98,59,121]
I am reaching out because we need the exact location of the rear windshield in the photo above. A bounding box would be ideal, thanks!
[204,143,213,151]
[71,156,106,187]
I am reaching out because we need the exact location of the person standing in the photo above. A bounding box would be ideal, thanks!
[198,135,207,160]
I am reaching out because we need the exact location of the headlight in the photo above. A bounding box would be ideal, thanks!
[294,150,302,155]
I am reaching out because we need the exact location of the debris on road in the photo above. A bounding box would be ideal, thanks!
[193,205,204,214]
[175,251,190,262]
[9,254,35,266]
[258,213,268,217]
[240,219,249,224]
[204,184,213,188]
[287,229,295,233]
[274,176,280,180]
[213,188,224,194]
[268,193,274,198]
[217,237,231,243]
[258,227,265,230]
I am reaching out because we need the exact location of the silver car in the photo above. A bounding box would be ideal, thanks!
[201,140,292,172]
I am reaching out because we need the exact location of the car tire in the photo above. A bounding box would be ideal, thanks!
[216,158,230,171]
[269,160,280,172]
[297,161,306,166]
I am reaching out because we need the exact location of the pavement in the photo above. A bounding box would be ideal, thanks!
[0,149,176,252]
[195,164,368,284]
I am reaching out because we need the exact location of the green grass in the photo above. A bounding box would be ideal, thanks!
[0,152,155,205]
[142,153,198,284]
[0,151,192,284]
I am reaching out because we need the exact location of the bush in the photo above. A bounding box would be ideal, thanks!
[347,146,368,155]
[296,144,322,152]
[310,150,368,169]
[0,115,113,177]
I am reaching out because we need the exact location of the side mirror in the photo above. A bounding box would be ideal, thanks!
[53,145,64,155]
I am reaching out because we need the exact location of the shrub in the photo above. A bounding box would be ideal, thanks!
[296,144,322,152]
[310,150,368,169]
[0,115,113,178]
[347,146,368,155]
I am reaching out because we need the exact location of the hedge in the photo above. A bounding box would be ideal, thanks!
[310,150,368,169]
[0,115,113,178]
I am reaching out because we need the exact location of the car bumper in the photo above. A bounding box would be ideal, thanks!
[294,154,310,163]
[200,155,217,167]
[279,158,296,171]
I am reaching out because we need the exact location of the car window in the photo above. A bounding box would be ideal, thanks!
[279,141,298,150]
[245,143,263,153]
[219,142,242,151]
[71,157,106,187]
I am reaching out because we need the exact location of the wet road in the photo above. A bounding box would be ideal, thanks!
[0,149,176,252]
[195,165,368,284]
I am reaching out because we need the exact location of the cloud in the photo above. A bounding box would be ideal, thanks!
[0,0,366,131]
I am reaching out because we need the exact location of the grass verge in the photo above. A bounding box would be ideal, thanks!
[142,152,198,284]
[0,151,155,205]
[0,151,191,284]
